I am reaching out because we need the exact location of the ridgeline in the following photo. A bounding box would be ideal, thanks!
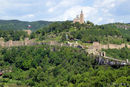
[0,20,52,31]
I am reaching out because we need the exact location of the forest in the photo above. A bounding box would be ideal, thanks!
[103,47,130,61]
[0,20,129,44]
[0,20,51,31]
[0,45,129,87]
[0,30,28,41]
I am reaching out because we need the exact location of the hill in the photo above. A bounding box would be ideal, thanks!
[31,21,130,44]
[0,21,130,87]
[0,20,52,31]
[103,23,130,42]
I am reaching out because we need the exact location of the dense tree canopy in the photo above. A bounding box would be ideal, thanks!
[0,20,52,31]
[0,30,28,41]
[0,45,129,87]
[103,47,130,61]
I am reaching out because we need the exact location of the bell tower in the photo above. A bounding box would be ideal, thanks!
[80,10,84,24]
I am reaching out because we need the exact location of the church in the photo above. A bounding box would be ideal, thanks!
[73,10,85,24]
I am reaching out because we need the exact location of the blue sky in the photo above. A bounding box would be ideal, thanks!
[0,0,130,24]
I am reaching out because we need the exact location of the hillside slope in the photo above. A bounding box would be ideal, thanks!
[32,21,130,44]
[0,20,52,31]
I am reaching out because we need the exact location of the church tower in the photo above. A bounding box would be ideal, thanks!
[73,10,85,24]
[80,10,84,24]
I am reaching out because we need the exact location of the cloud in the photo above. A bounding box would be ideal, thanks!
[0,0,129,24]
[0,0,47,21]
[47,0,84,13]
[22,14,35,18]
[46,1,54,7]
[48,0,129,24]
[49,5,97,21]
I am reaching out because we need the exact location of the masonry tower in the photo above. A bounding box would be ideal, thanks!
[73,10,85,24]
[80,10,84,24]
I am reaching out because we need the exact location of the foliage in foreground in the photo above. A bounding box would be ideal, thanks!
[0,30,28,41]
[0,45,130,87]
[103,47,130,61]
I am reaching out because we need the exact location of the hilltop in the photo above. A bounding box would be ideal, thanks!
[31,21,130,45]
[0,20,130,44]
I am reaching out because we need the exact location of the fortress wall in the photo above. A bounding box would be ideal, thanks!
[3,40,24,47]
[94,46,102,50]
[92,42,129,50]
[12,41,24,46]
[93,42,100,46]
[109,44,120,49]
[100,45,109,49]
[0,38,38,47]
[0,41,5,47]
[0,39,53,47]
[127,44,130,48]
[0,40,130,50]
[121,44,126,48]
[108,44,126,49]
[93,42,109,50]
[108,44,120,49]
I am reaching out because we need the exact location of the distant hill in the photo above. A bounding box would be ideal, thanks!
[0,20,52,31]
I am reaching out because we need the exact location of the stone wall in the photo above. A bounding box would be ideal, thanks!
[91,42,130,50]
[0,39,130,50]
[0,38,36,47]
[24,30,32,35]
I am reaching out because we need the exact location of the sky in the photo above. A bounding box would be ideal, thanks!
[0,0,130,24]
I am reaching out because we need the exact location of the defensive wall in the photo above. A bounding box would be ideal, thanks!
[0,38,36,47]
[91,42,130,50]
[0,39,130,50]
[86,42,130,55]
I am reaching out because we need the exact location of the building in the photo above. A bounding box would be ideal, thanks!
[73,10,85,24]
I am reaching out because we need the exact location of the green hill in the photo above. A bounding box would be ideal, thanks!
[0,20,52,31]
[32,21,130,44]
[103,23,130,42]
[0,21,130,87]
